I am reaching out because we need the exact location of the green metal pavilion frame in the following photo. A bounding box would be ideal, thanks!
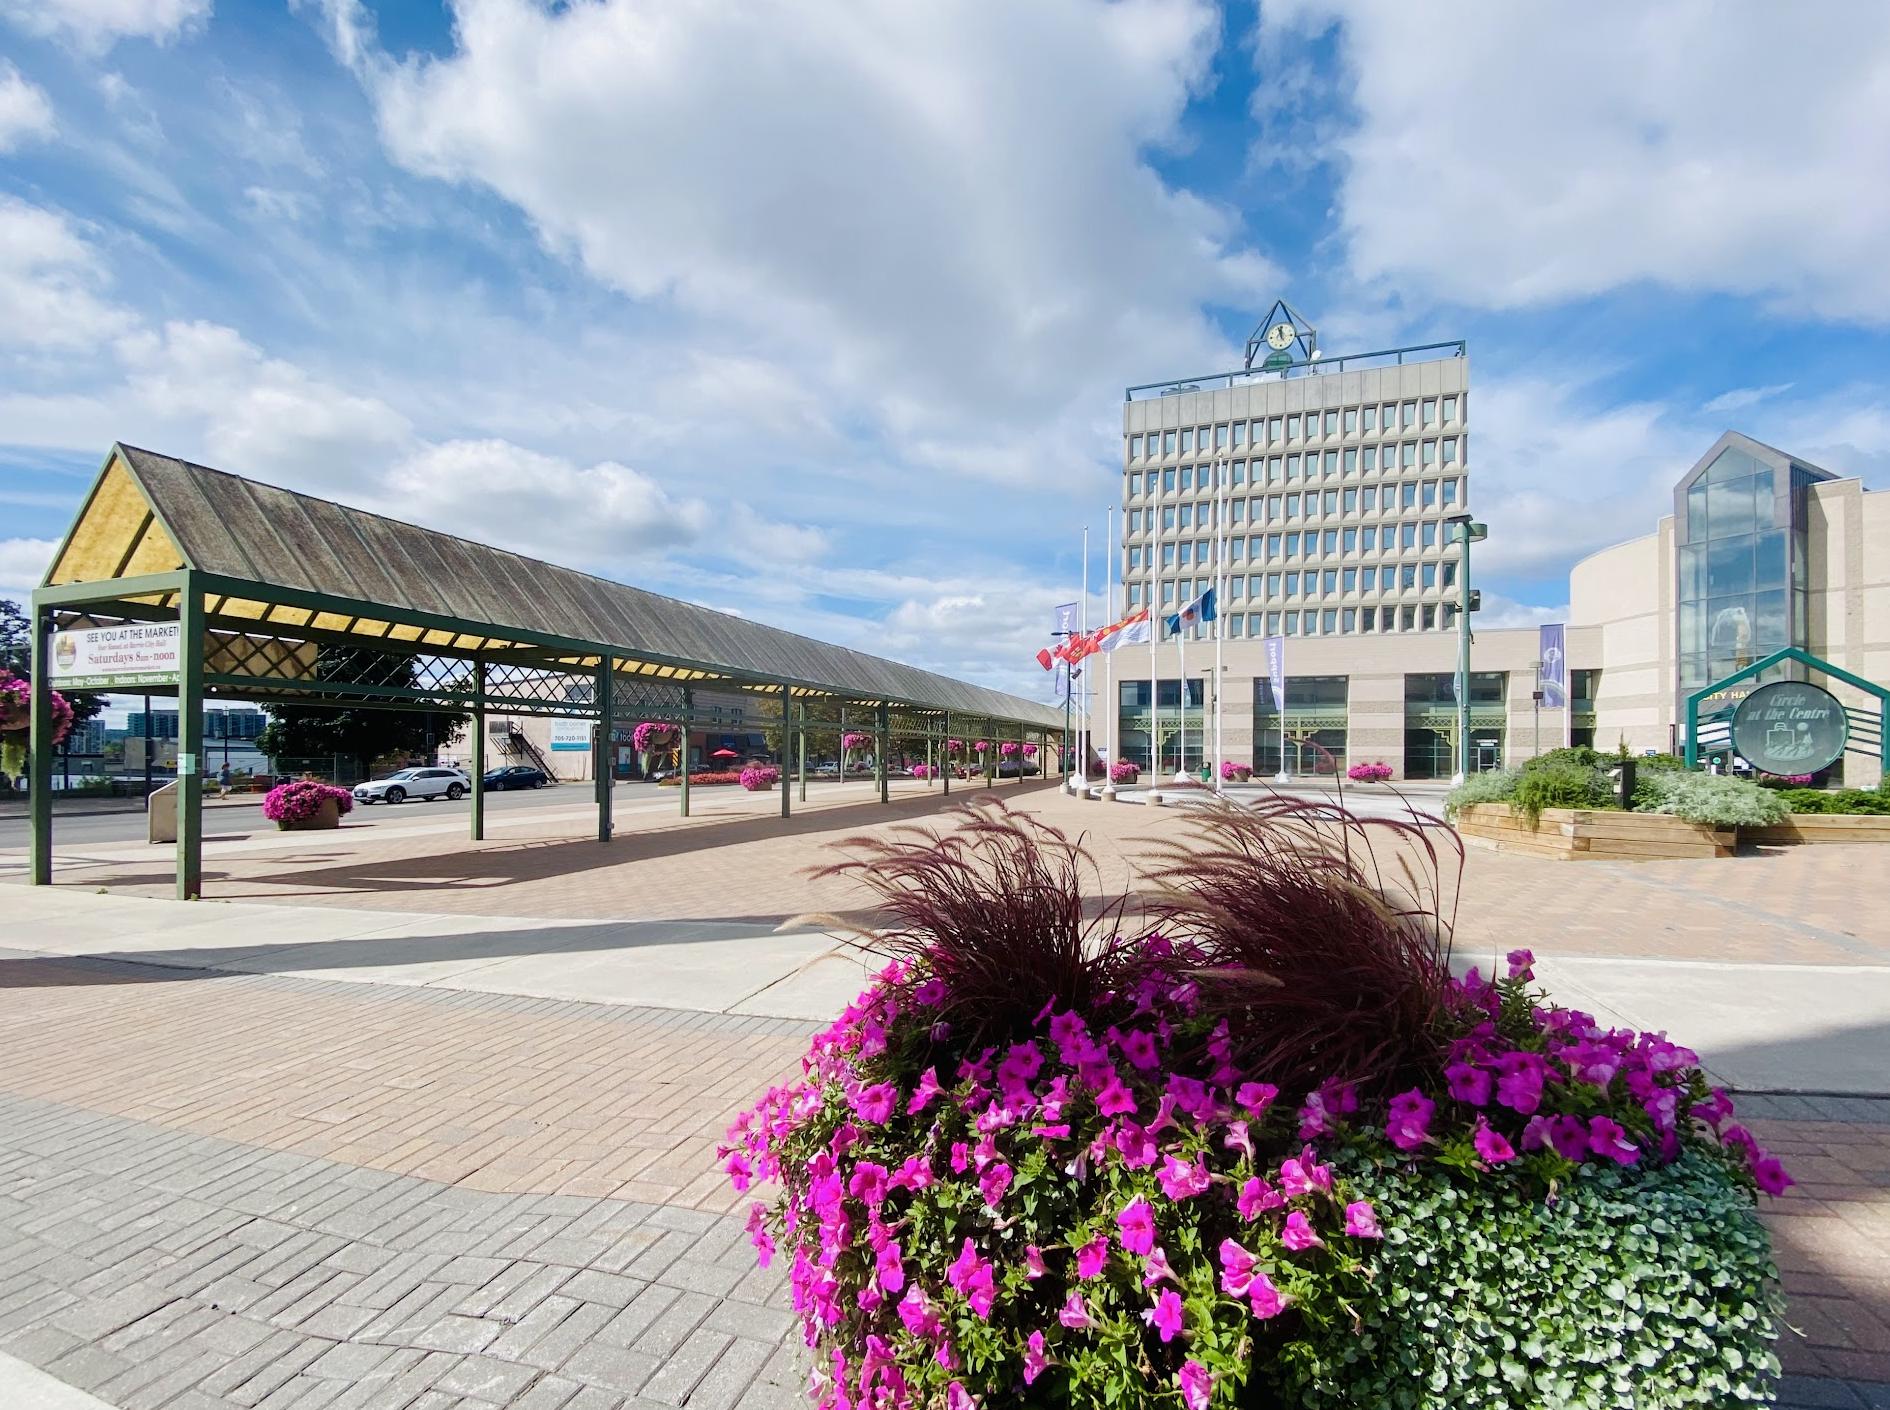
[1683,646,1889,769]
[26,445,1068,899]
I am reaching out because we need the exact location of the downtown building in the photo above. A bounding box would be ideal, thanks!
[1117,310,1890,785]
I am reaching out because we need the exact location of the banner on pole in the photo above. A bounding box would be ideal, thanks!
[1538,623,1568,709]
[1053,602,1078,637]
[1263,635,1286,710]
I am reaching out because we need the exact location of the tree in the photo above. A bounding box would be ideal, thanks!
[257,647,469,780]
[0,598,106,730]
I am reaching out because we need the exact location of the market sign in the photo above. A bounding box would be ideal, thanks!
[547,717,593,752]
[48,623,182,689]
[1730,680,1848,775]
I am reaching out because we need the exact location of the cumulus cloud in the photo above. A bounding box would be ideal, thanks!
[0,61,54,149]
[1,0,211,52]
[0,196,135,351]
[0,536,58,599]
[345,0,1268,435]
[1263,2,1890,321]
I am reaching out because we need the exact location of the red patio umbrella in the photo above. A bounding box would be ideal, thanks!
[711,748,740,759]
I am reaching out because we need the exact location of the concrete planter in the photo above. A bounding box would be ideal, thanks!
[277,796,342,832]
[1456,803,1733,860]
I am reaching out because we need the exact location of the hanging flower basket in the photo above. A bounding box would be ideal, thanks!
[1022,743,1039,758]
[1000,742,1022,758]
[0,669,73,775]
[740,764,780,792]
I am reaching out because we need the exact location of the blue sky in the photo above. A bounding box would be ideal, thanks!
[5,0,1890,703]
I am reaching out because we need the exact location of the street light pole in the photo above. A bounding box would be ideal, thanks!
[1446,513,1487,785]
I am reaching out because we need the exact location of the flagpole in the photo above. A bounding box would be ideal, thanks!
[1213,454,1226,793]
[1101,507,1117,800]
[1147,555,1158,797]
[1075,524,1089,796]
[1176,606,1187,781]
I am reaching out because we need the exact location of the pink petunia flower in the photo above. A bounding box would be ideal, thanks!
[1385,1088,1436,1151]
[1059,1291,1096,1329]
[1236,1081,1280,1116]
[1022,1330,1050,1385]
[1281,1211,1323,1251]
[1218,1237,1257,1296]
[1178,1360,1214,1410]
[1587,1116,1640,1166]
[1445,1061,1493,1107]
[1495,1051,1549,1115]
[1506,947,1535,980]
[945,1238,997,1318]
[1143,1288,1185,1343]
[946,1382,979,1410]
[1116,1197,1157,1256]
[1024,1245,1047,1279]
[1141,1245,1178,1287]
[848,1161,889,1206]
[1473,1116,1516,1164]
[1096,1075,1139,1118]
[854,1082,897,1124]
[874,1239,906,1294]
[1237,1175,1282,1220]
[1752,1155,1794,1196]
[913,977,947,1006]
[1223,1120,1255,1161]
[979,1162,1014,1208]
[1075,1235,1110,1280]
[1248,1270,1288,1320]
[1116,1027,1161,1070]
[1157,1154,1211,1200]
[1343,1200,1383,1239]
[907,1067,944,1116]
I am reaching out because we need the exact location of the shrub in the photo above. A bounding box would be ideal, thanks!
[1444,767,1518,815]
[1511,760,1618,824]
[740,764,781,791]
[910,764,933,780]
[1519,745,1604,774]
[655,769,748,787]
[1633,771,1788,828]
[261,778,352,824]
[1775,783,1890,816]
[725,800,1786,1410]
[1347,761,1393,783]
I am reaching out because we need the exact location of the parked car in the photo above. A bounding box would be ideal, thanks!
[995,760,1043,778]
[482,765,550,791]
[352,767,470,805]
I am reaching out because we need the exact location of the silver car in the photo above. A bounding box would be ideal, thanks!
[352,767,470,805]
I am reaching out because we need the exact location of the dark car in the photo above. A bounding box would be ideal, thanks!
[482,765,550,791]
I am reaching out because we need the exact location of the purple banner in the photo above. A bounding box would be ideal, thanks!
[1539,623,1567,709]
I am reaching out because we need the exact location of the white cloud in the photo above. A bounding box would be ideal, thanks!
[1,0,211,52]
[0,196,135,351]
[1476,592,1570,631]
[1702,384,1794,416]
[348,0,1268,436]
[0,537,58,598]
[1264,2,1890,321]
[0,61,54,149]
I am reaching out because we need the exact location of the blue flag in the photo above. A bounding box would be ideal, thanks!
[1164,586,1217,637]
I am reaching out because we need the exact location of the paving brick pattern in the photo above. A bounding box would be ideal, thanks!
[0,1092,808,1410]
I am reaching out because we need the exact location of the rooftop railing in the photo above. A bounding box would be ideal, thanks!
[1125,341,1467,402]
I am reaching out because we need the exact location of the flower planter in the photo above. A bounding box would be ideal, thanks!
[277,795,341,831]
[1456,803,1734,859]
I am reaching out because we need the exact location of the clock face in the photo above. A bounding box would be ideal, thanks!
[1266,322,1296,351]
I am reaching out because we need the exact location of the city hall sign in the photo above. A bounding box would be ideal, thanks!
[1730,680,1848,775]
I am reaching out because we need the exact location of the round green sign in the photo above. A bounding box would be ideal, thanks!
[1729,680,1848,775]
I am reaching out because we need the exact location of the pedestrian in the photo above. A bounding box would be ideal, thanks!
[217,762,233,797]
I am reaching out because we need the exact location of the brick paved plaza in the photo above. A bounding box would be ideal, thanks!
[2,782,1888,1407]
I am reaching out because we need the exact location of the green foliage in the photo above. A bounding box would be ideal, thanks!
[1632,771,1788,828]
[256,648,468,778]
[1511,761,1617,824]
[1444,768,1519,816]
[1272,1152,1781,1408]
[1774,782,1890,816]
[1519,746,1604,774]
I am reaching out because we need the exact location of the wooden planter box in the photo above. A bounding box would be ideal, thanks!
[1456,803,1734,860]
[1746,814,1890,846]
[277,796,342,832]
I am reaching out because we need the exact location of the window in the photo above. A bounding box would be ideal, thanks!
[1342,607,1357,633]
[1178,542,1192,566]
[1215,424,1228,449]
[1324,490,1339,515]
[1402,605,1417,631]
[1360,566,1376,591]
[1129,435,1141,460]
[1286,453,1301,479]
[1230,499,1245,524]
[1401,441,1417,468]
[1127,583,1141,608]
[1342,527,1358,552]
[1285,493,1300,519]
[1422,604,1436,630]
[1163,431,1176,455]
[1230,537,1245,560]
[1361,446,1377,472]
[1269,416,1283,442]
[1179,466,1193,492]
[1360,486,1376,512]
[1323,530,1337,554]
[1361,405,1377,433]
[1324,411,1339,436]
[1265,612,1281,634]
[1323,570,1337,594]
[1266,533,1280,558]
[1443,561,1456,589]
[1402,401,1416,429]
[1162,581,1176,604]
[1230,460,1245,486]
[1344,408,1358,435]
[1179,504,1193,529]
[1401,564,1418,589]
[1443,477,1459,505]
[1342,487,1357,513]
[1127,472,1140,498]
[1266,494,1281,521]
[1421,563,1436,588]
[1343,566,1357,592]
[1267,456,1282,482]
[1422,521,1437,548]
[1421,480,1437,508]
[1162,543,1176,568]
[1402,482,1417,510]
[1422,398,1437,426]
[1162,507,1175,530]
[1127,546,1141,571]
[1265,572,1280,596]
[1361,526,1377,551]
[1163,467,1176,493]
[1401,523,1417,549]
[1287,414,1301,440]
[1443,395,1458,422]
[1323,610,1338,634]
[1284,611,1299,635]
[1285,572,1300,596]
[1325,450,1339,474]
[1442,437,1458,464]
[1128,510,1142,534]
[1422,440,1437,465]
[1285,532,1299,557]
[1227,574,1243,599]
[1343,448,1358,475]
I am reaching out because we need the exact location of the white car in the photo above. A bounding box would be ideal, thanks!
[352,767,470,805]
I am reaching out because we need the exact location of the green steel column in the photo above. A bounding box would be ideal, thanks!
[176,577,205,900]
[941,712,951,797]
[877,702,890,804]
[595,656,613,842]
[26,597,53,886]
[797,702,807,803]
[780,682,792,819]
[679,686,692,818]
[470,656,486,842]
[1015,725,1024,785]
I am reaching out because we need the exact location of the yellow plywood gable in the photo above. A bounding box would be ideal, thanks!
[48,455,186,585]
